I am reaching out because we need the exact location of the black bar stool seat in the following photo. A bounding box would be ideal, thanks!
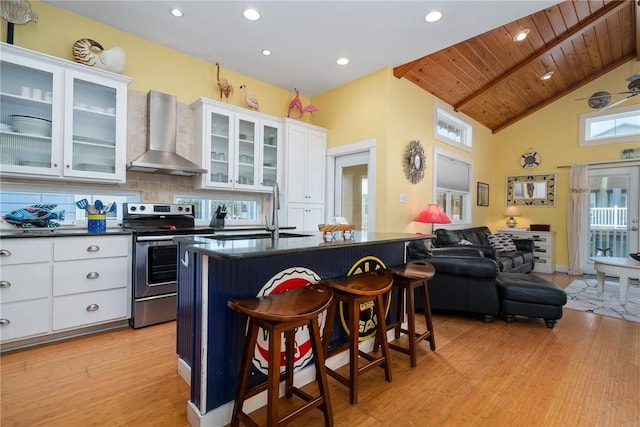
[228,283,334,426]
[322,270,394,405]
[386,261,436,367]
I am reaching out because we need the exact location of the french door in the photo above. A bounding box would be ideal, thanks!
[583,165,640,274]
[334,151,369,230]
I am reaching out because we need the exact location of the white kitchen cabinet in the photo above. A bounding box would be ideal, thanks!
[0,234,132,349]
[0,42,131,183]
[283,119,327,230]
[498,229,556,274]
[287,203,325,233]
[192,98,282,192]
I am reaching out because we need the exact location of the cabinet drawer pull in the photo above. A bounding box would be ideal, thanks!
[86,304,100,312]
[0,281,11,288]
[86,271,100,279]
[0,318,10,326]
[87,245,100,252]
[0,249,12,257]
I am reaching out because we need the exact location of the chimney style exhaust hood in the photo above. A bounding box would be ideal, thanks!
[127,91,206,176]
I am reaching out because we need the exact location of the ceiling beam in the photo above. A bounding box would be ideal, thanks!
[635,0,639,61]
[453,0,630,112]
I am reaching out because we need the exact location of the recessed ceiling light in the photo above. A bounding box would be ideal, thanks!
[540,71,554,80]
[170,8,183,18]
[243,8,260,21]
[513,28,530,42]
[261,49,272,56]
[424,10,443,23]
[336,57,350,66]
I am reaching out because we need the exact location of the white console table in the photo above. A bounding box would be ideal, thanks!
[498,228,555,274]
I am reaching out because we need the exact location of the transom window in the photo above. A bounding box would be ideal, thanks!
[580,104,640,146]
[434,105,473,150]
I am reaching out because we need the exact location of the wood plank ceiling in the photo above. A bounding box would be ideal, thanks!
[394,0,639,133]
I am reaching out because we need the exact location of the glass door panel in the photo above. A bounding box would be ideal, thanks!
[209,111,231,185]
[584,166,640,273]
[69,79,117,174]
[237,118,256,187]
[0,61,54,171]
[261,124,278,188]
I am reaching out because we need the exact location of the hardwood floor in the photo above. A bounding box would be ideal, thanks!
[2,273,638,426]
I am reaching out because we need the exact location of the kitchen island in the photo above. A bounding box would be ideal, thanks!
[175,231,426,427]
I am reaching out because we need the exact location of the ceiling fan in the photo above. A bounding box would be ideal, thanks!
[578,74,640,111]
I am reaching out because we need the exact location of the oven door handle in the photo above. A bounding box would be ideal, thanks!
[136,235,180,242]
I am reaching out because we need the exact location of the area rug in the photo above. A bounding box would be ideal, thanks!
[564,278,640,323]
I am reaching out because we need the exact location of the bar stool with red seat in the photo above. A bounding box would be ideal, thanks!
[322,269,394,405]
[386,260,436,367]
[228,283,334,427]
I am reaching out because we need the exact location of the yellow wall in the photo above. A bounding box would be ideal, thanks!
[492,59,640,268]
[313,68,496,232]
[2,1,313,118]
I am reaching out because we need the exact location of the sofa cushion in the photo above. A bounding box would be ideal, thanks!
[487,234,517,251]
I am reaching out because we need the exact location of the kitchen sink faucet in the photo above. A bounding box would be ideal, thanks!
[265,182,280,241]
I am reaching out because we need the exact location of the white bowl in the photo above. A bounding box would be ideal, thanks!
[10,115,52,137]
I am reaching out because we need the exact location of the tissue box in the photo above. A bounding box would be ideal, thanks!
[529,224,550,231]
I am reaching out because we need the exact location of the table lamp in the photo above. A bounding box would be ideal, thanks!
[504,206,521,228]
[415,203,451,235]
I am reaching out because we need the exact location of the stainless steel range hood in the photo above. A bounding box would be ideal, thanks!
[127,91,206,176]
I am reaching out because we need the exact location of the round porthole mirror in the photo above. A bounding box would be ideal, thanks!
[403,140,425,184]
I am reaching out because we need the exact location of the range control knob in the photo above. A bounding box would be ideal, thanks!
[177,206,183,212]
[130,206,137,211]
[139,205,146,211]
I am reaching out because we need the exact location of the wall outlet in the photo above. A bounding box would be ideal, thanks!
[399,193,406,203]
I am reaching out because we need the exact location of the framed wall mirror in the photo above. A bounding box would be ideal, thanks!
[506,174,556,206]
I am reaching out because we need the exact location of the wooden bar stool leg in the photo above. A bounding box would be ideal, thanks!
[348,299,360,405]
[310,316,334,426]
[231,320,260,427]
[267,324,281,426]
[285,328,295,399]
[374,293,392,383]
[419,282,436,351]
[394,287,404,339]
[405,282,417,367]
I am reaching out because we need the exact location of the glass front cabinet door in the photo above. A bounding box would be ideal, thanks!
[192,98,280,192]
[0,43,131,183]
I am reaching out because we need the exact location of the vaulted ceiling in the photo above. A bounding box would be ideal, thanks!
[394,0,640,133]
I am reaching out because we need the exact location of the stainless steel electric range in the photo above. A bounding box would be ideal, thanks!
[123,203,215,328]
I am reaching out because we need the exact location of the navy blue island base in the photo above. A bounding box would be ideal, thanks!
[175,231,425,426]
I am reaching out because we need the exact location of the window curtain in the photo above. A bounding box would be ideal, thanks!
[567,164,588,275]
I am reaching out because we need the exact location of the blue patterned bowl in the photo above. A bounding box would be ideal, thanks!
[630,253,640,262]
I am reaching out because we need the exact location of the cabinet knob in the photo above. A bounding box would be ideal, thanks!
[66,164,70,168]
[0,281,11,288]
[0,318,10,326]
[53,163,58,167]
[0,249,12,257]
[86,304,100,312]
[86,245,100,252]
[86,271,100,279]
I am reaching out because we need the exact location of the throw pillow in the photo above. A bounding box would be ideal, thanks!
[487,233,517,252]
[458,239,473,245]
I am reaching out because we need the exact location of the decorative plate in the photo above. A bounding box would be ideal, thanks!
[403,140,425,184]
[520,150,540,169]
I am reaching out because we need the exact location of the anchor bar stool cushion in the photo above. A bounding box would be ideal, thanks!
[321,270,394,405]
[228,283,334,426]
[386,261,436,367]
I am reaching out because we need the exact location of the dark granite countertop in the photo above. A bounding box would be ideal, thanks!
[175,231,426,260]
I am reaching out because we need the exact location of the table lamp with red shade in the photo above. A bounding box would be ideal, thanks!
[415,203,451,235]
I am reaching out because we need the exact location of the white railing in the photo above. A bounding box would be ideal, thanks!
[590,206,627,228]
[589,228,629,257]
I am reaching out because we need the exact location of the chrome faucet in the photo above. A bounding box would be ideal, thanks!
[265,182,280,240]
